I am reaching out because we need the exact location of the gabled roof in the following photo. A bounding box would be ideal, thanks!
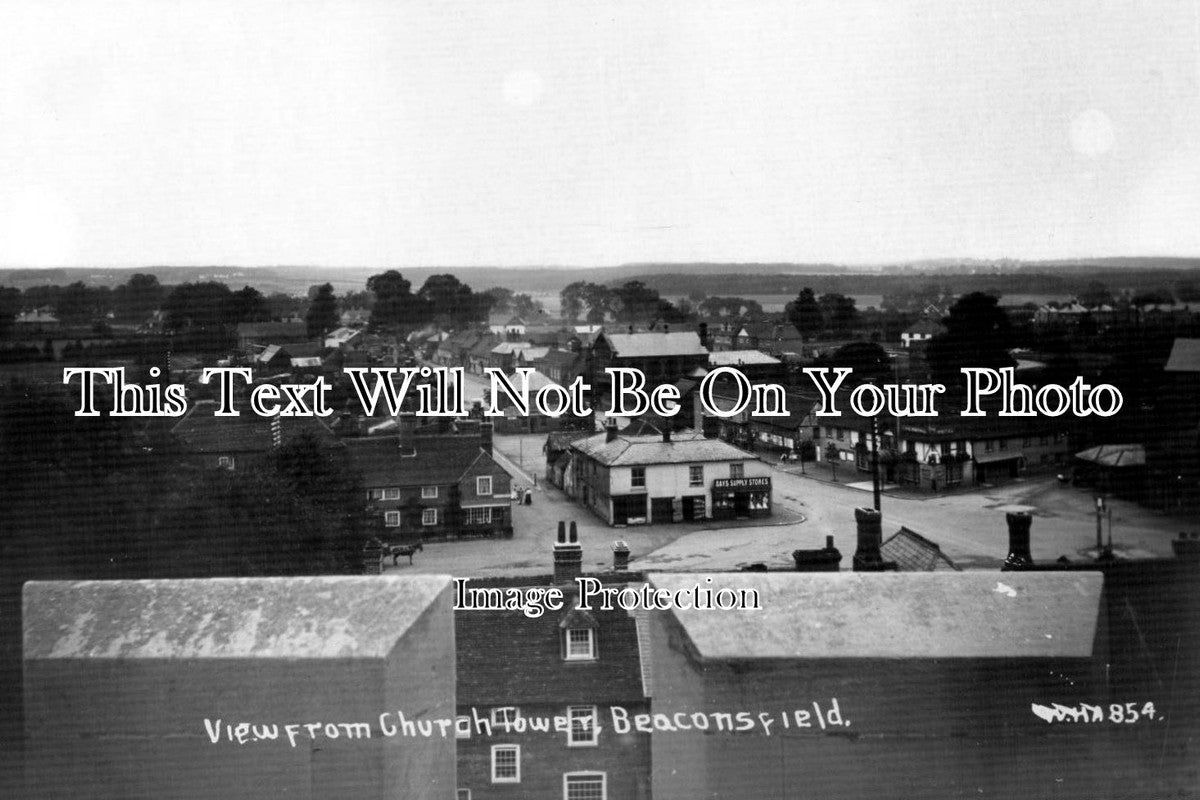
[344,434,498,487]
[650,571,1103,660]
[571,429,754,466]
[456,582,645,705]
[1165,338,1200,372]
[599,330,708,358]
[881,527,961,571]
[24,576,451,660]
[170,400,340,453]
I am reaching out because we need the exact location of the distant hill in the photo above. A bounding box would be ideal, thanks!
[1,257,1198,297]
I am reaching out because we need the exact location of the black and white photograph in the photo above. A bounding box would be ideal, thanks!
[1,1,1199,797]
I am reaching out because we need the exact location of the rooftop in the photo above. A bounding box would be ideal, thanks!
[649,571,1103,659]
[600,330,708,358]
[24,576,452,660]
[571,429,755,466]
[708,350,782,367]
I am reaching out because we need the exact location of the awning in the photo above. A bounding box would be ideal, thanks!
[973,450,1023,465]
[1075,444,1146,467]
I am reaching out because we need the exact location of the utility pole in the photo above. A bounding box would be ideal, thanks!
[871,413,882,512]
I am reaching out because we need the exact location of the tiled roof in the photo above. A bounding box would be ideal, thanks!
[880,527,961,571]
[24,576,451,659]
[708,350,781,366]
[170,400,340,453]
[571,430,754,466]
[344,434,494,486]
[650,571,1103,659]
[601,331,708,358]
[1165,338,1200,372]
[456,582,646,705]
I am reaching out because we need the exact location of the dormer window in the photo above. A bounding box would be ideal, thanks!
[565,628,595,661]
[421,485,438,499]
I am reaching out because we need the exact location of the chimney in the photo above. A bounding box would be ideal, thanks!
[480,421,494,455]
[398,411,416,456]
[698,322,709,349]
[663,323,669,334]
[553,520,583,583]
[628,325,634,335]
[612,540,630,571]
[792,535,842,572]
[853,507,895,571]
[662,427,672,443]
[1002,512,1034,570]
[605,420,619,443]
[692,393,705,436]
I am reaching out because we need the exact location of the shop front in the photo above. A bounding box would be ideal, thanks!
[710,476,772,520]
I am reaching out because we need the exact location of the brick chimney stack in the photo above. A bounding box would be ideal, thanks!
[554,520,583,583]
[480,421,494,455]
[1002,512,1034,570]
[398,412,416,457]
[853,507,895,571]
[605,420,619,443]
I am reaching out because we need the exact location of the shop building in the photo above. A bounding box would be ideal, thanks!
[569,426,770,525]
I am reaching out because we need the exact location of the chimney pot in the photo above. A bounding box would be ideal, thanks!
[569,521,578,544]
[1002,512,1034,570]
[557,520,566,545]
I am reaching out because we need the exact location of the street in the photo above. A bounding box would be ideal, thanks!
[392,425,1191,578]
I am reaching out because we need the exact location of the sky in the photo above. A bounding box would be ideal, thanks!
[0,0,1198,268]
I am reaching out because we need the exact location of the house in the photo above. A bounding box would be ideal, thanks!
[645,570,1106,799]
[170,399,341,471]
[900,318,946,348]
[488,314,527,339]
[707,349,786,383]
[544,430,592,492]
[536,348,586,386]
[589,329,709,396]
[235,321,308,355]
[880,526,961,571]
[344,416,513,542]
[13,308,60,333]
[324,326,364,350]
[454,562,651,800]
[570,426,770,525]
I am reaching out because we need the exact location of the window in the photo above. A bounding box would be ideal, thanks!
[384,511,401,527]
[465,507,492,525]
[457,790,471,800]
[998,438,1008,450]
[491,745,520,783]
[729,463,744,479]
[490,707,520,728]
[217,456,235,470]
[564,772,606,800]
[421,485,438,499]
[688,465,704,487]
[568,706,599,746]
[422,508,438,526]
[984,440,994,453]
[370,488,400,501]
[630,467,645,488]
[564,628,595,661]
[836,428,844,441]
[477,476,493,495]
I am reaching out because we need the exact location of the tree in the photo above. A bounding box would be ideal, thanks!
[418,274,486,327]
[511,293,544,318]
[231,285,271,323]
[481,287,515,315]
[820,293,858,336]
[925,291,1015,387]
[306,283,339,339]
[786,287,823,340]
[0,286,19,338]
[113,273,164,321]
[560,282,587,321]
[613,281,661,324]
[367,270,428,330]
[1077,280,1114,309]
[825,442,841,480]
[163,281,234,331]
[824,342,891,384]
